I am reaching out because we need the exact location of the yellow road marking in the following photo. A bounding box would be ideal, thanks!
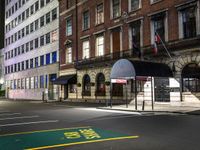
[25,136,139,150]
[0,126,91,137]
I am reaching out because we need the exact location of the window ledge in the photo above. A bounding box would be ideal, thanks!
[129,8,141,14]
[150,0,163,5]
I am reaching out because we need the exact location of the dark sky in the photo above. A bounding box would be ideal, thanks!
[0,0,5,49]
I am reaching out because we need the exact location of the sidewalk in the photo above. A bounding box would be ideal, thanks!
[98,103,200,115]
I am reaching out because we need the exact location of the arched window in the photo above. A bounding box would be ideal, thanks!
[96,73,105,95]
[182,63,200,92]
[82,74,91,96]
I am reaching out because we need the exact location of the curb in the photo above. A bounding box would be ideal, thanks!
[96,107,196,115]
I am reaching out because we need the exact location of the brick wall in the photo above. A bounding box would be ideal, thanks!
[58,0,192,71]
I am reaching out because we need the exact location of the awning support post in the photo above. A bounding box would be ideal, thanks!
[151,77,154,110]
[110,82,113,108]
[180,77,183,102]
[126,80,128,108]
[135,77,137,110]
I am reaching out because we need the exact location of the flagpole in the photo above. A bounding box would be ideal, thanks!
[155,31,172,60]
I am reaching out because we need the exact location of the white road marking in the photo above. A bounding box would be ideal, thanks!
[79,108,142,115]
[0,113,21,117]
[0,120,59,127]
[0,115,39,121]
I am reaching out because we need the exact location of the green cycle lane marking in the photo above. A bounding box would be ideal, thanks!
[0,126,139,150]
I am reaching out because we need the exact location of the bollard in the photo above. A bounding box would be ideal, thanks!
[42,92,45,102]
[142,100,145,111]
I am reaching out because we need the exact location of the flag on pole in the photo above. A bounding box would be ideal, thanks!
[153,32,161,55]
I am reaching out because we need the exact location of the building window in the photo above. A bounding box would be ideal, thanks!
[151,12,166,43]
[35,76,39,89]
[40,16,45,27]
[82,40,90,59]
[96,73,105,95]
[26,60,29,69]
[181,7,197,39]
[30,23,34,33]
[40,0,45,8]
[35,19,39,30]
[52,8,57,20]
[21,61,24,70]
[30,40,34,50]
[96,3,104,24]
[26,8,29,18]
[40,35,44,46]
[17,79,21,89]
[40,75,44,88]
[18,30,21,39]
[18,47,21,55]
[112,0,120,19]
[31,77,34,89]
[46,12,50,24]
[46,32,50,44]
[129,0,141,11]
[22,28,25,37]
[35,38,39,48]
[26,25,29,35]
[26,42,29,52]
[35,1,39,12]
[18,15,22,24]
[21,45,25,53]
[131,21,141,53]
[96,35,104,56]
[83,11,90,30]
[14,48,17,56]
[45,75,48,88]
[30,59,33,68]
[66,47,72,63]
[46,0,50,4]
[40,55,44,66]
[66,17,72,36]
[52,51,57,63]
[21,78,25,89]
[82,74,91,96]
[26,78,30,89]
[46,53,50,65]
[35,57,39,67]
[22,11,25,21]
[30,5,34,15]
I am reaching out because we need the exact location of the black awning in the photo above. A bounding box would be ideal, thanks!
[110,59,173,79]
[53,74,77,85]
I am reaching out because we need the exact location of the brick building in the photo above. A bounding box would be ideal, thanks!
[57,0,200,105]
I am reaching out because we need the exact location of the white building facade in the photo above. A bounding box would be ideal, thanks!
[4,0,59,100]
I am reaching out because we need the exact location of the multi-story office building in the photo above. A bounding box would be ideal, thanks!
[4,0,59,100]
[57,0,200,106]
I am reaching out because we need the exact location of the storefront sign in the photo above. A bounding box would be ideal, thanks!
[111,79,127,84]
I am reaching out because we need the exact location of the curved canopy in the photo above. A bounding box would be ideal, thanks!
[182,63,200,78]
[110,59,173,79]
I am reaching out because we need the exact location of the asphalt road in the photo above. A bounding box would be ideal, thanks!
[0,100,200,150]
